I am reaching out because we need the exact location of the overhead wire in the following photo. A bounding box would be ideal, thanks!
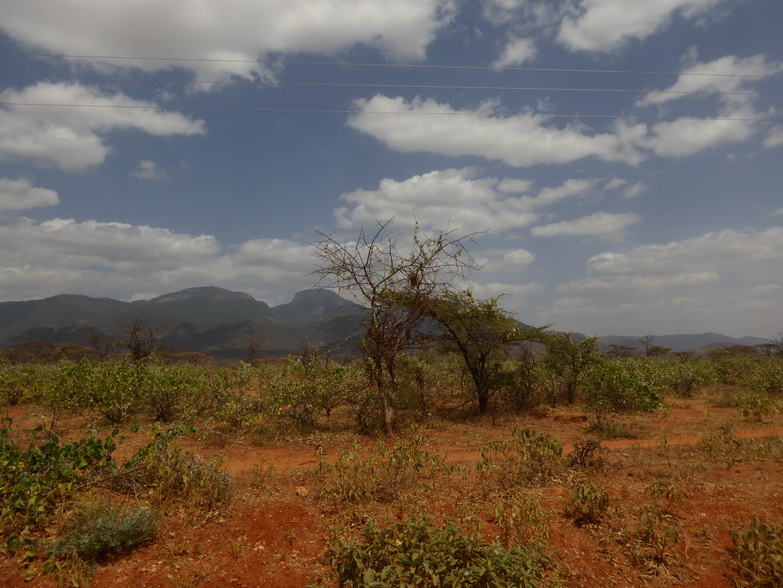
[0,101,778,123]
[3,51,783,80]
[1,51,781,123]
[0,74,780,100]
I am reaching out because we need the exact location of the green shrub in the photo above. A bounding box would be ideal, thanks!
[477,428,563,489]
[642,357,717,397]
[113,428,232,510]
[730,516,783,587]
[492,491,549,548]
[1,427,117,542]
[584,414,639,440]
[699,425,779,467]
[52,359,151,424]
[48,503,158,562]
[584,360,664,413]
[312,436,452,504]
[631,505,680,570]
[566,438,607,469]
[319,514,553,587]
[564,481,610,526]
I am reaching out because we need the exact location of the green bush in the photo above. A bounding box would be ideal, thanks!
[48,503,158,562]
[730,516,783,587]
[583,360,664,413]
[312,436,453,504]
[631,505,680,570]
[1,427,118,542]
[319,514,553,587]
[477,428,563,489]
[52,359,150,424]
[564,481,610,526]
[584,414,639,440]
[113,428,232,510]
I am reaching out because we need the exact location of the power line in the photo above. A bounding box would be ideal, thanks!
[3,51,783,80]
[1,74,779,99]
[1,100,779,123]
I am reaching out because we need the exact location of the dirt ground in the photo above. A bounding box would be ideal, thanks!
[2,398,782,587]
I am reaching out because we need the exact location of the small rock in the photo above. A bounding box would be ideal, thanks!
[295,485,309,497]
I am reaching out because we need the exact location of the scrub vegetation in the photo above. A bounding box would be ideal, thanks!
[1,341,782,586]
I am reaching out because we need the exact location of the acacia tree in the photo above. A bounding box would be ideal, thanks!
[424,290,545,414]
[542,331,601,405]
[119,314,161,363]
[313,220,480,434]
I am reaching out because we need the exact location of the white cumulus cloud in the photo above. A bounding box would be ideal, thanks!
[0,83,205,172]
[133,160,169,181]
[0,215,317,304]
[637,54,783,107]
[492,36,537,69]
[645,110,757,157]
[348,95,645,167]
[540,227,783,335]
[531,211,641,239]
[0,0,457,83]
[0,178,59,210]
[765,126,783,148]
[557,0,730,52]
[334,168,540,234]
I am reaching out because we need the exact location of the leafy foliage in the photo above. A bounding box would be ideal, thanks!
[313,219,481,434]
[113,428,232,510]
[541,332,601,405]
[48,503,157,562]
[730,516,783,587]
[319,514,553,587]
[312,436,453,504]
[583,359,664,412]
[477,428,563,489]
[423,290,543,414]
[1,427,117,544]
[563,481,610,526]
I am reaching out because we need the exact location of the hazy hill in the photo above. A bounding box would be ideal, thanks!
[597,332,771,354]
[0,287,365,359]
[0,287,771,359]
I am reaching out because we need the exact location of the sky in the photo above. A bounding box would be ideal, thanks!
[0,0,782,338]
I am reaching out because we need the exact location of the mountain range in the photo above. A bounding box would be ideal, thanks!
[0,287,772,359]
[0,287,366,359]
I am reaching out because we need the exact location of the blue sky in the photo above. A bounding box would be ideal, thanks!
[1,0,782,338]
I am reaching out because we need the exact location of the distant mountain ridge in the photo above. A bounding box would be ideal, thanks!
[0,287,771,359]
[597,332,771,354]
[0,287,366,359]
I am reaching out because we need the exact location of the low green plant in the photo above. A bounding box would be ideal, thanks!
[312,436,453,504]
[631,504,680,571]
[563,481,610,526]
[47,502,158,562]
[318,513,554,587]
[644,480,687,515]
[729,516,783,587]
[113,428,232,510]
[492,491,549,548]
[699,425,772,467]
[737,391,780,422]
[566,438,606,469]
[584,413,639,440]
[1,426,118,547]
[477,428,563,489]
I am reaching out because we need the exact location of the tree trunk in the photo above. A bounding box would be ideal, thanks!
[381,392,394,435]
